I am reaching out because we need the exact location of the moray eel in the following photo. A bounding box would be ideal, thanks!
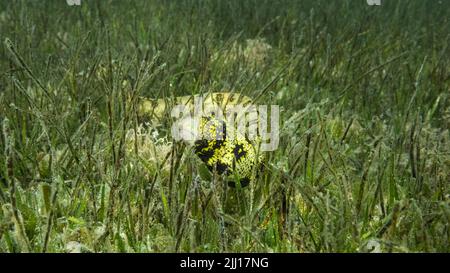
[137,92,263,187]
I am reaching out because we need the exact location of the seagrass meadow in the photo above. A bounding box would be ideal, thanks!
[0,0,449,253]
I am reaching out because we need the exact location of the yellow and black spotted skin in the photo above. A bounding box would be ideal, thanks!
[193,116,261,187]
[137,92,263,187]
